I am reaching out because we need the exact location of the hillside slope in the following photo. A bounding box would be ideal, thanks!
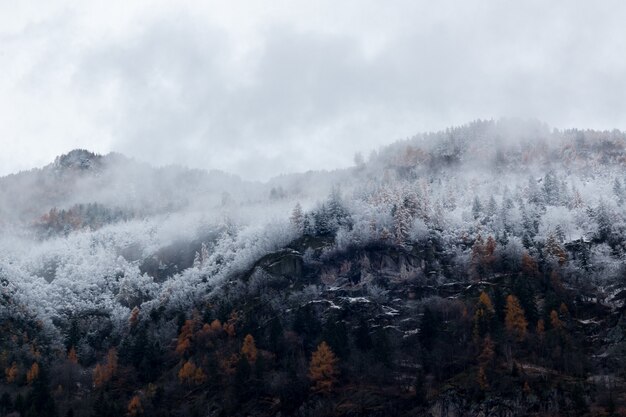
[1,119,626,416]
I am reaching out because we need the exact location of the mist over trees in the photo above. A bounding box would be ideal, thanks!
[2,119,626,415]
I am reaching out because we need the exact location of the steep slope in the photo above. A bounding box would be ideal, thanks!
[1,119,626,416]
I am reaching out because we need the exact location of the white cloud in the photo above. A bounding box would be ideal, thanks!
[1,0,626,179]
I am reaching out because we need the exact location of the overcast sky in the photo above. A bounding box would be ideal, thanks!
[1,1,626,180]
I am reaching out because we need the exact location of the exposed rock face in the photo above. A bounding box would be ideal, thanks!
[262,249,303,280]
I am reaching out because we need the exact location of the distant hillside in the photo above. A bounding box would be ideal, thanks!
[0,149,255,231]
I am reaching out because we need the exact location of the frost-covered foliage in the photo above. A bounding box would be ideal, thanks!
[2,119,626,350]
[300,119,626,288]
[0,204,296,350]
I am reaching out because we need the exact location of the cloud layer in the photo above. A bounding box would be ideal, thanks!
[1,0,626,179]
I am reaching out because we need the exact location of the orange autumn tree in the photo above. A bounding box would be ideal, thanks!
[241,334,258,364]
[505,295,528,341]
[550,310,563,330]
[470,234,485,280]
[477,335,495,391]
[224,312,238,338]
[477,366,488,390]
[175,319,197,357]
[127,395,143,416]
[5,362,18,383]
[545,234,567,265]
[178,360,207,386]
[26,362,39,384]
[478,335,495,367]
[536,319,545,340]
[521,252,540,279]
[129,306,140,328]
[68,346,78,364]
[473,291,495,338]
[209,319,222,333]
[309,341,339,393]
[93,348,118,388]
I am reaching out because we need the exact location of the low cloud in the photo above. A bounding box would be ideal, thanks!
[1,1,626,179]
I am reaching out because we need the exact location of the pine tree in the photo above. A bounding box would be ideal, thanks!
[129,307,140,328]
[127,395,143,416]
[486,195,498,220]
[545,235,567,265]
[521,252,539,278]
[484,235,497,270]
[613,178,623,204]
[5,362,18,383]
[290,202,304,233]
[473,292,494,338]
[175,319,197,357]
[106,348,118,377]
[178,360,206,386]
[93,348,118,388]
[308,341,339,393]
[241,334,258,363]
[93,364,106,388]
[24,365,56,417]
[595,201,612,242]
[392,203,411,245]
[543,170,560,205]
[354,317,373,351]
[470,234,485,280]
[550,310,562,330]
[68,347,78,364]
[472,196,482,220]
[478,335,495,367]
[536,319,545,341]
[505,295,528,341]
[26,362,39,384]
[419,307,438,351]
[477,366,488,390]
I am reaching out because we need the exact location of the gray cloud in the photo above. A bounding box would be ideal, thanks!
[1,1,626,179]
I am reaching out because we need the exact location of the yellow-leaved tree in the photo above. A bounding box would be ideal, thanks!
[241,334,258,364]
[26,362,39,384]
[127,394,143,416]
[68,346,78,364]
[308,341,339,393]
[473,291,494,338]
[178,360,207,386]
[93,348,118,388]
[129,306,140,328]
[5,362,18,383]
[505,295,528,341]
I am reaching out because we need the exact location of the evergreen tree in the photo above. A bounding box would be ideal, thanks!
[322,316,349,358]
[472,196,482,220]
[419,307,438,351]
[290,202,304,233]
[613,178,623,204]
[594,201,612,242]
[353,317,373,352]
[0,393,12,415]
[24,365,57,417]
[486,195,498,220]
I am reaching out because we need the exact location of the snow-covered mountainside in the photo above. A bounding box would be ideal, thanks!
[2,119,626,416]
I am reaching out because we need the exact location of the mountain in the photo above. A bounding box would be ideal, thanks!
[1,119,626,416]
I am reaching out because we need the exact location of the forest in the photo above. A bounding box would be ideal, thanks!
[1,119,626,416]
